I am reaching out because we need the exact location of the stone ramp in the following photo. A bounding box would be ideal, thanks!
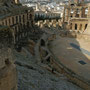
[49,36,90,90]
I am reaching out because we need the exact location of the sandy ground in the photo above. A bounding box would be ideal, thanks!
[13,47,83,90]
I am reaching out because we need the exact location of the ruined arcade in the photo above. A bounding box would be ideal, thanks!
[0,0,90,90]
[63,0,90,33]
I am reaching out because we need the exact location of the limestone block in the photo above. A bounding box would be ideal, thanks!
[0,64,17,90]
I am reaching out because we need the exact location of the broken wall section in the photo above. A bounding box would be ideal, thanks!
[0,26,17,90]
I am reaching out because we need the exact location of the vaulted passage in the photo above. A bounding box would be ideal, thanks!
[75,24,77,30]
[41,39,45,46]
[85,24,88,30]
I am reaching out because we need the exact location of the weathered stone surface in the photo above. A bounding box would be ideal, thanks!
[0,26,17,90]
[0,64,17,90]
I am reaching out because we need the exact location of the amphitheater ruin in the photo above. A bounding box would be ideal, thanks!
[0,0,90,90]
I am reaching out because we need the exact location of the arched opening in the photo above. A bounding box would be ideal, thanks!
[85,8,88,17]
[46,57,50,63]
[85,24,88,30]
[41,39,45,46]
[29,14,32,20]
[27,22,29,28]
[5,58,10,65]
[75,24,77,30]
[16,16,18,23]
[23,15,25,23]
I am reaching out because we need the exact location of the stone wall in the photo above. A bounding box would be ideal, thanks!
[36,33,90,90]
[35,19,62,28]
[69,19,88,31]
[0,26,17,90]
[62,0,90,32]
[0,7,35,51]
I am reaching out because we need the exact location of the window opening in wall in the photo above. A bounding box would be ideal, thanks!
[75,24,77,30]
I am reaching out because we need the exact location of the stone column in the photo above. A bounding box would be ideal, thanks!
[65,8,70,21]
[72,23,75,30]
[62,6,65,23]
[79,8,82,18]
[82,8,85,17]
[84,19,90,35]
[73,9,77,17]
[87,7,90,18]
[77,23,80,31]
[82,24,85,31]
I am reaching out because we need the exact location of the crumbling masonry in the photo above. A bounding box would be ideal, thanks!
[0,0,35,90]
[63,0,90,34]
